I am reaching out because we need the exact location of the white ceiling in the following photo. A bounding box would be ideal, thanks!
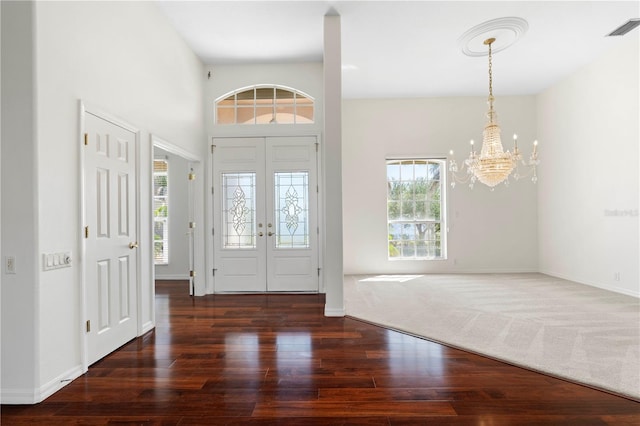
[156,1,639,99]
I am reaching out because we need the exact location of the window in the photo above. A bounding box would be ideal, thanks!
[153,159,169,264]
[387,159,445,260]
[215,85,314,125]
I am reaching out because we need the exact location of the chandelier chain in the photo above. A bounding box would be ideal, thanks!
[488,40,493,98]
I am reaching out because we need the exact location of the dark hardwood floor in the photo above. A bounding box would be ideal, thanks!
[2,280,639,425]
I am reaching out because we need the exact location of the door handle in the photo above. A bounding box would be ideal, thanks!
[129,242,139,249]
[258,232,264,237]
[268,232,274,237]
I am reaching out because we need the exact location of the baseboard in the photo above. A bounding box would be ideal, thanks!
[324,306,345,317]
[1,364,83,404]
[154,274,190,280]
[539,269,640,298]
[141,320,155,335]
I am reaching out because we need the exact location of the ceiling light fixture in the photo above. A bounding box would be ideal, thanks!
[449,37,539,190]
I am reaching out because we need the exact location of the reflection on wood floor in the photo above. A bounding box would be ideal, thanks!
[2,280,639,425]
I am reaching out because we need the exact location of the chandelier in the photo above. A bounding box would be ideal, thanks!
[449,37,539,189]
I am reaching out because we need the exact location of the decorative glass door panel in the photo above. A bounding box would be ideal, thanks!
[213,137,318,292]
[274,172,309,249]
[222,172,256,249]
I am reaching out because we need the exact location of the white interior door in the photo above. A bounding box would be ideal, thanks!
[212,136,318,292]
[84,112,138,365]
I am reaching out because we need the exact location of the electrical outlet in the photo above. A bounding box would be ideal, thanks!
[6,256,16,274]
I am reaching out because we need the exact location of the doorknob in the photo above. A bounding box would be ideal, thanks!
[128,242,139,249]
[268,232,274,237]
[258,232,264,237]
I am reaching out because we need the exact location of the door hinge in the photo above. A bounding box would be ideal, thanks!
[86,320,91,332]
[211,145,216,154]
[315,142,319,152]
[212,268,217,276]
[211,187,214,195]
[84,133,88,146]
[189,221,196,229]
[318,268,321,277]
[212,228,215,236]
[317,185,319,193]
[189,270,196,277]
[84,226,89,239]
[317,226,320,235]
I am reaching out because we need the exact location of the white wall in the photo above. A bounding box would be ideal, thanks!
[1,0,39,401]
[1,0,205,403]
[343,96,539,274]
[154,149,191,279]
[537,33,639,297]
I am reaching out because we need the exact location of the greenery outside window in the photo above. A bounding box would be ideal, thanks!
[154,159,169,265]
[387,159,445,260]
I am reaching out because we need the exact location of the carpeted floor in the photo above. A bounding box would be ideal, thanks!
[344,273,640,400]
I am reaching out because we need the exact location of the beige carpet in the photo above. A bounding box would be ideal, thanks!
[344,273,640,400]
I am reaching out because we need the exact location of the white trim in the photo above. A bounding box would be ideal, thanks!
[154,274,191,280]
[141,320,155,335]
[1,365,83,404]
[152,134,200,162]
[538,269,640,298]
[324,307,345,317]
[37,365,84,403]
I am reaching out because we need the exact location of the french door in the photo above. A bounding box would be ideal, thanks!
[212,136,319,292]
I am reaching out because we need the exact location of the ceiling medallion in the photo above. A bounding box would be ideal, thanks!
[458,17,529,57]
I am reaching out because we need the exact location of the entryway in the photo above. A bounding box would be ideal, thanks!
[212,136,319,292]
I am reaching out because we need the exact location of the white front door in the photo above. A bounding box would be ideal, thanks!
[212,136,319,292]
[84,112,138,365]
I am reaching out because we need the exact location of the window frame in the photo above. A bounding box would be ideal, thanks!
[215,85,315,125]
[153,159,169,265]
[386,158,447,261]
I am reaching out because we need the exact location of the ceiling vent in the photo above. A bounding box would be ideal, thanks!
[606,18,640,36]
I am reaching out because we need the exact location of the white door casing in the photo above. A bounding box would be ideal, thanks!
[212,136,319,292]
[83,111,139,365]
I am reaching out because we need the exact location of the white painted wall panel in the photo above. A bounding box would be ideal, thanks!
[537,33,639,297]
[343,96,539,275]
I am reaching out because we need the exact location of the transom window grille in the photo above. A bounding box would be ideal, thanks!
[274,171,310,249]
[222,172,257,248]
[216,85,314,125]
[153,159,169,265]
[387,159,446,260]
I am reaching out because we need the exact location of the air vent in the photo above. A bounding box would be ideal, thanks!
[607,18,640,36]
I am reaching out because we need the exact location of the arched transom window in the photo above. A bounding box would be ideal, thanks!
[215,85,314,125]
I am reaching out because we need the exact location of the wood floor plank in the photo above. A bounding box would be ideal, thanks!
[1,280,638,425]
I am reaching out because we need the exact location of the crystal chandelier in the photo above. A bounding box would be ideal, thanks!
[449,37,539,189]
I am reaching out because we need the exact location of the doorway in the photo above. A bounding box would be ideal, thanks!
[152,135,204,296]
[212,136,319,292]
